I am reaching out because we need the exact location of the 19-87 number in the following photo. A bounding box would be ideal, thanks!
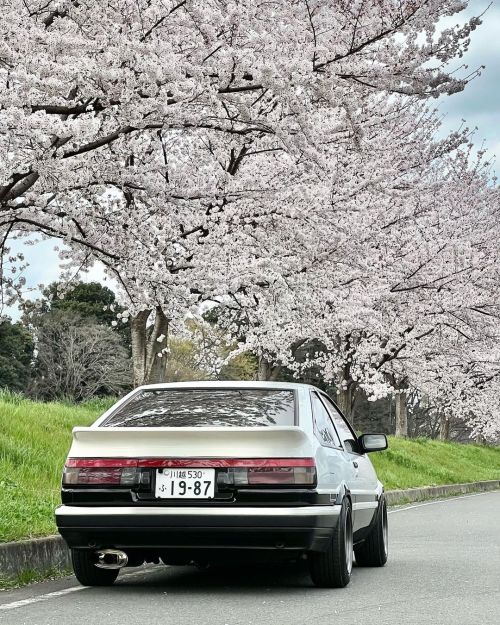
[169,480,211,496]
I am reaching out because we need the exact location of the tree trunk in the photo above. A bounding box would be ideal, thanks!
[395,391,408,437]
[336,384,355,425]
[144,306,169,384]
[257,356,281,381]
[407,393,415,437]
[130,306,169,386]
[439,413,450,440]
[130,310,150,387]
[335,360,357,425]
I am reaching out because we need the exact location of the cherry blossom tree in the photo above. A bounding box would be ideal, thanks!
[219,134,500,438]
[1,0,496,412]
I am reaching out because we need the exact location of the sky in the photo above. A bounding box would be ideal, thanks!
[437,1,500,155]
[3,0,500,321]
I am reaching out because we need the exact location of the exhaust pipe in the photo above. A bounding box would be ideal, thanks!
[95,549,128,569]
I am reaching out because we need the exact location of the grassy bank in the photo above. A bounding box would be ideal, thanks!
[1,392,499,543]
[0,392,113,543]
[371,437,500,490]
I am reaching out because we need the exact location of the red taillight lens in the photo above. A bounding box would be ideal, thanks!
[63,458,316,488]
[228,460,316,487]
[62,466,144,486]
[74,467,121,484]
[248,467,295,484]
[247,465,315,486]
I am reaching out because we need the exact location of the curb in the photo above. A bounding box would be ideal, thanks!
[384,479,500,506]
[1,480,499,580]
[0,535,70,579]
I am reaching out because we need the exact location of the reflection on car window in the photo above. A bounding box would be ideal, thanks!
[321,395,360,454]
[101,389,295,427]
[311,392,341,447]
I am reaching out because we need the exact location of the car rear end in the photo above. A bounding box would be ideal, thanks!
[56,384,341,574]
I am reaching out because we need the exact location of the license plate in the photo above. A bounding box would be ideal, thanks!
[155,468,215,499]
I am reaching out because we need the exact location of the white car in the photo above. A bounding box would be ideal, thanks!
[56,381,388,588]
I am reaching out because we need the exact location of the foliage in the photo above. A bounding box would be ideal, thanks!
[219,351,258,381]
[31,310,131,401]
[0,319,34,392]
[1,393,498,542]
[48,281,116,318]
[16,280,134,400]
[21,281,131,348]
[165,320,257,382]
[165,336,212,382]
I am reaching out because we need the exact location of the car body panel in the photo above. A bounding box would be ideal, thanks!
[348,452,381,530]
[69,426,314,460]
[310,389,381,531]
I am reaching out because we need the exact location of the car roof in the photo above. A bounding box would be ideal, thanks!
[137,381,320,392]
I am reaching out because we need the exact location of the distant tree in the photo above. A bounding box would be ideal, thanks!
[31,310,131,401]
[219,351,258,382]
[21,281,131,349]
[162,315,258,383]
[48,281,116,321]
[165,337,211,383]
[0,318,34,392]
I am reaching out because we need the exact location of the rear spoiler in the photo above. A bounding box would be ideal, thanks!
[69,426,313,459]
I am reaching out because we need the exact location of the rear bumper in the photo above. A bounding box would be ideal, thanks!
[56,505,340,553]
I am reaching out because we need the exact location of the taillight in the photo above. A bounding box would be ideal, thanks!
[218,459,316,487]
[63,458,316,488]
[230,465,316,486]
[62,465,149,487]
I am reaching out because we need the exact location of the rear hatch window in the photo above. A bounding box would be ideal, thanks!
[101,388,296,427]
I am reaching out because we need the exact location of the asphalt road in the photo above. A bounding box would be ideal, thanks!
[1,491,499,625]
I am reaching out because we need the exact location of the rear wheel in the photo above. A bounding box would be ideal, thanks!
[354,497,388,567]
[308,497,353,588]
[71,549,120,587]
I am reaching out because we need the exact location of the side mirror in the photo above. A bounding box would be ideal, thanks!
[359,433,388,453]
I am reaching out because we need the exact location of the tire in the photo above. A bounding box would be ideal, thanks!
[354,496,388,567]
[308,497,353,588]
[71,549,120,587]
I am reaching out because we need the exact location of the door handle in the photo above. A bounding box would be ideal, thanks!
[353,461,359,468]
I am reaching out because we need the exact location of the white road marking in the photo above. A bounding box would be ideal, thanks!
[388,490,498,514]
[0,567,158,612]
[0,586,85,611]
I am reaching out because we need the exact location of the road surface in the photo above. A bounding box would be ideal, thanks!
[1,491,499,625]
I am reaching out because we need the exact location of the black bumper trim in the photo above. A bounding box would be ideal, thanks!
[56,506,339,553]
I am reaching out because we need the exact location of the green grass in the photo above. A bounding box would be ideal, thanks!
[0,567,71,590]
[0,390,114,543]
[371,436,500,490]
[0,390,499,543]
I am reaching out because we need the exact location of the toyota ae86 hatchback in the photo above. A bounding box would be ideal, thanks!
[56,381,388,588]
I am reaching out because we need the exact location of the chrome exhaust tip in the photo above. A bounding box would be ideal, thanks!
[95,549,128,569]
